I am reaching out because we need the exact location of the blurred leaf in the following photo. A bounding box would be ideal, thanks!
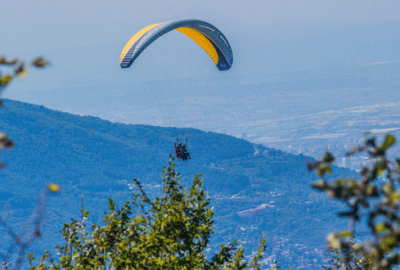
[32,57,50,68]
[0,74,13,86]
[382,182,395,194]
[365,185,378,197]
[389,192,400,203]
[8,59,18,65]
[48,183,61,193]
[327,233,341,249]
[316,163,332,176]
[322,152,335,163]
[311,180,327,191]
[377,167,385,175]
[0,57,18,65]
[352,243,362,252]
[375,223,388,233]
[14,62,29,78]
[380,236,398,251]
[0,132,14,148]
[380,134,396,151]
[340,231,351,238]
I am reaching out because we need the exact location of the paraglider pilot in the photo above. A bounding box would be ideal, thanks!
[174,137,191,161]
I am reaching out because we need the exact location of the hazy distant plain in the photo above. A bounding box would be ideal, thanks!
[27,61,400,168]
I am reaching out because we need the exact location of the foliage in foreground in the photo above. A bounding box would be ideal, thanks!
[0,55,50,166]
[309,133,400,270]
[0,186,60,269]
[27,157,271,270]
[0,55,58,269]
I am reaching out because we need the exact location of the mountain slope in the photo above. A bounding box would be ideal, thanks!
[0,99,353,268]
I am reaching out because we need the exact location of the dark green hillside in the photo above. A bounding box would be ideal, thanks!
[0,99,354,268]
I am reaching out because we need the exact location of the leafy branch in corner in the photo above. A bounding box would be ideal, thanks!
[0,184,60,270]
[309,133,400,270]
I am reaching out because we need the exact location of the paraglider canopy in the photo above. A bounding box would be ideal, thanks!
[120,19,233,71]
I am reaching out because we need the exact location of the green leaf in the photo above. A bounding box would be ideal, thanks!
[0,74,13,85]
[316,163,332,176]
[375,223,388,233]
[340,230,351,238]
[380,133,396,150]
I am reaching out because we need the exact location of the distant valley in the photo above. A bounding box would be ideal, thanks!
[50,62,400,171]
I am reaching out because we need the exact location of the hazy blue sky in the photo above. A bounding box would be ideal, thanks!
[2,0,400,110]
[2,0,399,51]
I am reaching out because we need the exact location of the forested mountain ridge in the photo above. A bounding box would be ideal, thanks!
[0,99,354,268]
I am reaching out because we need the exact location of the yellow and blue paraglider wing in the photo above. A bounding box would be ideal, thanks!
[119,19,233,71]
